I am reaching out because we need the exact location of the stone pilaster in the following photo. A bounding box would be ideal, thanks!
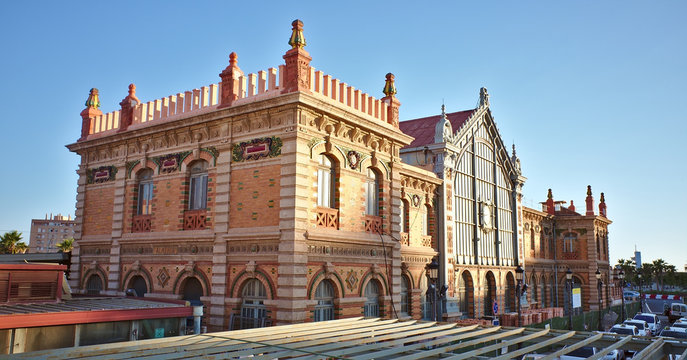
[209,144,232,329]
[69,165,87,290]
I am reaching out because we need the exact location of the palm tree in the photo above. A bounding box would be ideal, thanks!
[651,259,670,291]
[0,230,29,254]
[56,238,74,253]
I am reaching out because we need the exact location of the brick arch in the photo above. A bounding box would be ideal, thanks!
[308,269,345,299]
[359,270,388,297]
[401,268,415,289]
[81,265,108,291]
[129,162,156,179]
[181,152,214,172]
[172,269,211,297]
[359,158,389,180]
[229,270,275,299]
[121,266,154,293]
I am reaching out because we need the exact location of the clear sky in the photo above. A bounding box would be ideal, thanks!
[0,1,684,268]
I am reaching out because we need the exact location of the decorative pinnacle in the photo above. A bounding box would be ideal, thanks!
[512,143,517,157]
[587,185,592,196]
[229,52,238,67]
[600,192,605,203]
[480,87,490,107]
[288,19,306,49]
[85,88,100,109]
[547,188,553,199]
[383,73,397,96]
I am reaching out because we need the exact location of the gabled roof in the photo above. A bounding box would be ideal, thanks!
[399,109,475,148]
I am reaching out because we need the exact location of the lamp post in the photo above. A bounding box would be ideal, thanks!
[619,270,626,321]
[566,268,573,330]
[596,268,603,331]
[426,259,439,322]
[638,272,643,312]
[515,265,524,327]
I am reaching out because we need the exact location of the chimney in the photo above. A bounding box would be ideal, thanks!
[118,84,141,133]
[282,19,312,94]
[218,52,244,108]
[599,192,607,217]
[381,73,401,128]
[569,200,575,212]
[79,88,103,141]
[545,189,555,215]
[585,185,595,216]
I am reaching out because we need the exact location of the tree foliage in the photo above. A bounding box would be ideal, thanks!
[56,237,74,253]
[0,231,28,254]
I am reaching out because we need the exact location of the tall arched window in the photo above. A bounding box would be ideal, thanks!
[240,279,267,328]
[314,280,335,322]
[400,199,409,233]
[128,275,148,297]
[317,154,336,208]
[363,280,380,317]
[137,169,154,215]
[365,168,380,216]
[86,275,103,295]
[563,233,577,253]
[188,161,208,210]
[424,205,432,236]
[540,231,546,258]
[400,275,410,316]
[530,228,535,252]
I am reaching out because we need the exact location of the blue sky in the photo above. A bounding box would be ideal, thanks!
[0,1,684,268]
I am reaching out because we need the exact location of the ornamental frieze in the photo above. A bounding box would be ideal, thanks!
[308,245,390,258]
[80,246,111,255]
[232,136,282,162]
[152,151,192,174]
[227,244,278,253]
[121,244,212,255]
[86,165,118,184]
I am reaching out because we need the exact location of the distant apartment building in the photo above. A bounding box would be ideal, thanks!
[29,214,75,253]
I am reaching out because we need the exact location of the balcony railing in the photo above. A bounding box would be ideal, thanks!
[400,232,409,246]
[132,215,152,233]
[316,207,339,229]
[420,235,432,247]
[365,215,383,234]
[184,209,207,230]
[561,251,579,260]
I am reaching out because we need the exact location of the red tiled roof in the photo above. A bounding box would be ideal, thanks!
[399,109,476,148]
[555,206,581,216]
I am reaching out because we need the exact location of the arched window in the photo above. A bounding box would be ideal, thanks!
[458,271,475,318]
[188,161,208,210]
[505,272,515,313]
[420,275,431,320]
[400,275,410,316]
[400,199,409,233]
[86,275,103,295]
[314,280,335,322]
[181,277,203,303]
[240,279,267,328]
[484,272,496,316]
[128,275,148,297]
[365,168,380,216]
[530,228,535,252]
[531,276,538,303]
[317,154,336,208]
[137,169,154,215]
[563,233,577,253]
[540,231,546,258]
[424,205,432,236]
[596,234,601,259]
[363,280,380,317]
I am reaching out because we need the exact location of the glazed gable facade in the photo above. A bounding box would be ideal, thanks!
[67,21,440,330]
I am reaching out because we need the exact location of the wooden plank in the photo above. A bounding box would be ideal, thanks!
[132,320,402,359]
[254,322,453,360]
[632,338,664,360]
[350,326,502,360]
[587,336,632,360]
[442,329,550,360]
[677,347,687,360]
[391,327,524,360]
[536,332,603,360]
[293,323,473,360]
[489,331,577,360]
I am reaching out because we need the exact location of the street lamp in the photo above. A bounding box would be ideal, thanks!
[566,268,573,330]
[619,270,626,321]
[515,265,524,327]
[638,272,643,312]
[426,258,439,322]
[596,268,603,331]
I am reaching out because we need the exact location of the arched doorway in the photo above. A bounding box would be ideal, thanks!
[458,271,475,318]
[420,275,431,320]
[531,275,538,305]
[400,275,410,316]
[541,275,548,308]
[484,272,496,316]
[181,277,203,303]
[363,280,381,317]
[505,272,515,313]
[314,280,335,321]
[128,275,148,297]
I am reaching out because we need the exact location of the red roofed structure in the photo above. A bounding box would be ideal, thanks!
[400,109,475,148]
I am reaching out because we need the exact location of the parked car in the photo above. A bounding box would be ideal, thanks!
[633,313,660,335]
[671,322,687,330]
[623,319,650,336]
[668,303,687,323]
[623,291,640,301]
[610,324,639,336]
[659,326,687,339]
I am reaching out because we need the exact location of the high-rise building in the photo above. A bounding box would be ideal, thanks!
[28,214,75,253]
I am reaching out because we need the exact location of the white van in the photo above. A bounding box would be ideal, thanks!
[669,303,687,323]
